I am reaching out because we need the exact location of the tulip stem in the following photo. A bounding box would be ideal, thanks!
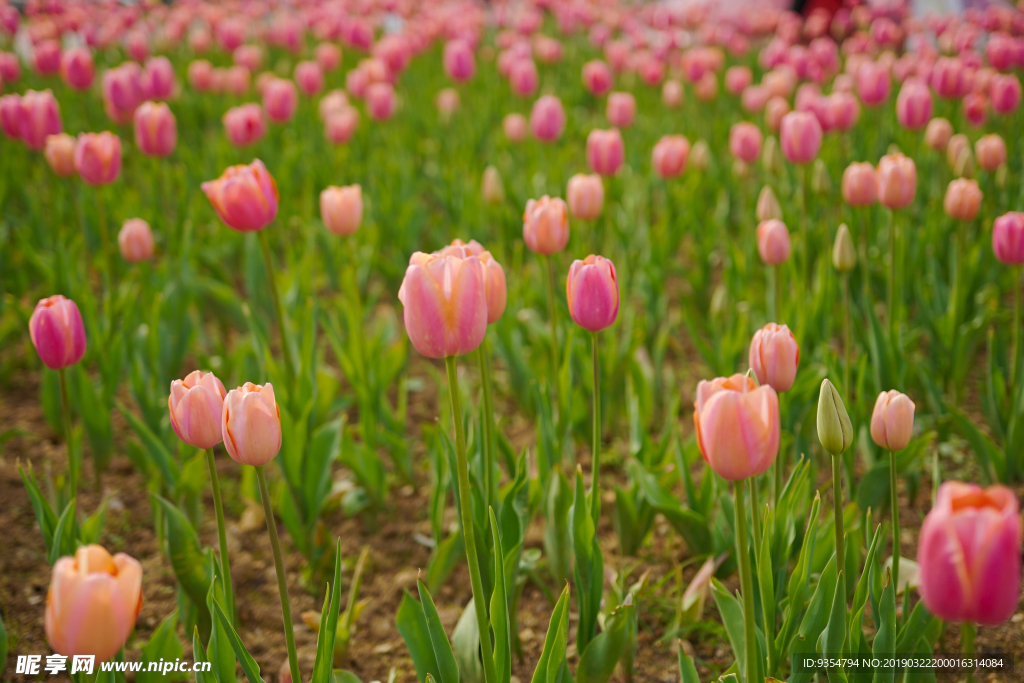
[255,464,301,683]
[832,454,845,576]
[590,331,601,529]
[842,273,851,397]
[477,340,498,508]
[444,356,498,683]
[1012,266,1021,394]
[544,255,559,379]
[961,622,977,683]
[889,449,900,602]
[887,208,898,341]
[258,231,296,398]
[748,478,761,563]
[205,448,235,627]
[733,480,759,683]
[766,265,776,321]
[57,368,78,503]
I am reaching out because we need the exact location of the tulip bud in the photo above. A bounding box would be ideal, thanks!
[367,83,397,121]
[482,166,505,205]
[60,47,95,91]
[993,212,1024,265]
[222,382,282,466]
[870,390,914,451]
[756,186,782,222]
[503,113,527,142]
[975,134,1007,172]
[223,103,267,147]
[953,146,976,179]
[320,185,362,236]
[924,118,953,152]
[294,61,324,97]
[876,153,916,209]
[263,78,297,123]
[169,370,228,449]
[729,122,762,164]
[606,91,636,128]
[46,545,143,663]
[757,219,791,265]
[582,60,613,96]
[435,88,460,120]
[44,133,77,177]
[947,134,970,171]
[523,196,569,255]
[443,39,475,82]
[918,482,1022,626]
[566,173,603,221]
[18,89,62,151]
[761,136,783,175]
[749,323,800,392]
[832,223,857,273]
[586,128,624,177]
[118,218,154,263]
[689,139,711,172]
[662,79,684,108]
[530,95,565,143]
[811,159,831,195]
[780,110,823,164]
[29,295,87,370]
[895,77,932,129]
[765,96,790,133]
[817,378,853,455]
[398,251,488,358]
[133,101,176,157]
[74,132,122,186]
[693,374,780,481]
[944,179,983,222]
[202,159,279,232]
[566,255,619,332]
[842,162,878,206]
[652,135,690,180]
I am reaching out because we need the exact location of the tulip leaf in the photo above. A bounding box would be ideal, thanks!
[816,570,848,666]
[48,498,77,565]
[572,467,603,655]
[710,578,746,675]
[530,583,570,683]
[577,596,636,683]
[212,599,266,683]
[205,557,237,683]
[894,599,934,656]
[677,649,701,683]
[872,571,896,683]
[311,540,344,683]
[850,525,882,636]
[117,400,179,488]
[543,468,573,585]
[416,576,460,683]
[304,418,343,522]
[18,461,58,550]
[788,554,838,683]
[396,591,440,683]
[137,610,184,683]
[193,627,212,683]
[425,530,464,593]
[451,601,483,683]
[629,459,712,554]
[80,497,109,545]
[0,611,8,676]
[489,508,512,683]
[153,494,212,641]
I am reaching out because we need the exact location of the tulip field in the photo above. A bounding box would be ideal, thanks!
[4,0,1024,682]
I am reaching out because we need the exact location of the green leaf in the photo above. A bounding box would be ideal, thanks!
[678,649,701,683]
[757,508,776,668]
[451,602,483,683]
[543,468,573,585]
[531,583,570,683]
[489,508,512,683]
[572,467,603,655]
[305,419,343,521]
[816,570,847,660]
[710,579,746,675]
[18,462,58,550]
[48,498,77,564]
[117,400,179,488]
[80,497,109,545]
[212,599,266,683]
[193,627,213,683]
[153,495,212,641]
[397,591,440,683]
[577,595,636,683]
[313,540,344,683]
[417,577,460,683]
[630,460,712,553]
[205,559,236,683]
[788,554,838,683]
[175,450,210,498]
[872,571,896,683]
[0,610,8,676]
[137,611,184,683]
[894,600,934,656]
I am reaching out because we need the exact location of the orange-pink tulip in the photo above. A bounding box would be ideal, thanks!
[398,251,488,358]
[74,132,122,186]
[876,153,916,209]
[924,117,953,151]
[975,134,1006,172]
[133,101,176,157]
[566,173,604,221]
[202,159,279,232]
[749,323,800,393]
[869,390,915,451]
[652,135,689,180]
[118,218,154,263]
[780,110,822,164]
[439,240,507,325]
[523,196,569,255]
[757,219,791,265]
[44,133,77,177]
[586,128,624,177]
[320,185,362,236]
[222,382,282,466]
[842,162,878,206]
[694,374,780,481]
[944,179,983,222]
[169,370,228,449]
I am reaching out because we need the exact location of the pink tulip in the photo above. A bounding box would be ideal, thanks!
[652,134,690,180]
[924,118,953,151]
[44,133,77,177]
[74,132,121,186]
[990,74,1022,115]
[46,545,143,663]
[29,295,87,370]
[725,66,753,95]
[993,212,1024,265]
[509,59,539,97]
[870,390,915,451]
[962,91,988,127]
[295,61,323,97]
[582,60,612,96]
[842,162,878,206]
[780,110,822,164]
[662,79,683,108]
[587,128,624,177]
[443,39,476,82]
[530,95,565,142]
[397,251,488,359]
[325,107,358,145]
[765,96,790,133]
[133,101,176,157]
[319,90,349,121]
[216,17,246,52]
[856,60,891,107]
[0,51,20,83]
[503,113,527,142]
[694,374,780,481]
[33,39,61,76]
[315,43,342,72]
[222,383,282,467]
[435,88,460,118]
[605,92,635,128]
[141,57,175,100]
[169,371,227,449]
[975,134,1006,171]
[894,78,932,130]
[223,103,266,147]
[876,153,916,209]
[102,62,143,125]
[694,72,718,102]
[18,89,62,151]
[233,45,263,72]
[320,185,362,236]
[263,78,297,123]
[757,219,791,265]
[824,92,860,132]
[918,482,1021,626]
[0,93,20,139]
[944,179,983,222]
[438,240,507,325]
[741,85,770,114]
[118,218,154,263]
[223,66,251,97]
[566,255,619,332]
[188,60,214,92]
[366,82,396,121]
[729,122,762,164]
[932,57,972,99]
[60,47,94,90]
[523,196,569,255]
[749,323,800,393]
[202,159,279,233]
[566,173,604,221]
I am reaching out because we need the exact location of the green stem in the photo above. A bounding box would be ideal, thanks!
[962,621,977,683]
[832,454,845,575]
[801,165,811,294]
[58,368,78,503]
[543,254,559,379]
[1012,267,1021,392]
[444,356,498,683]
[766,265,776,321]
[843,274,851,397]
[888,208,897,341]
[477,339,498,508]
[258,230,296,396]
[206,448,235,627]
[590,331,601,529]
[255,465,301,683]
[733,480,759,683]
[860,207,870,304]
[889,450,900,599]
[749,478,762,563]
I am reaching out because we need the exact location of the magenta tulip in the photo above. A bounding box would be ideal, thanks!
[29,295,87,370]
[566,255,619,332]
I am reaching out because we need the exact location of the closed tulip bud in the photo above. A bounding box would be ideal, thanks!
[523,196,569,255]
[975,134,1006,172]
[944,179,983,222]
[566,173,604,220]
[749,323,800,392]
[169,370,227,449]
[233,45,263,72]
[694,374,780,481]
[947,134,970,171]
[694,72,718,102]
[870,390,914,451]
[757,219,791,265]
[857,60,891,106]
[832,223,857,272]
[817,378,853,455]
[44,133,77,177]
[729,122,762,164]
[366,82,397,121]
[19,89,62,151]
[74,132,121,186]
[895,78,932,129]
[262,78,297,123]
[924,117,953,152]
[101,63,143,125]
[324,107,358,145]
[566,255,619,332]
[876,153,916,209]
[482,166,505,205]
[223,66,251,97]
[582,60,612,96]
[606,91,636,128]
[33,39,61,76]
[689,139,711,172]
[0,94,21,139]
[762,135,783,175]
[60,47,94,91]
[765,96,790,133]
[756,186,782,222]
[443,39,476,82]
[842,162,877,206]
[223,103,267,147]
[320,185,362,236]
[993,212,1024,265]
[662,79,684,108]
[133,101,176,157]
[222,383,282,466]
[509,59,539,97]
[188,60,214,92]
[586,128,624,177]
[29,295,87,370]
[780,111,822,164]
[46,545,143,663]
[652,135,689,180]
[319,90,349,121]
[118,218,154,263]
[398,251,488,358]
[741,85,770,113]
[503,112,527,142]
[990,74,1022,116]
[294,61,324,97]
[725,66,753,95]
[954,147,976,180]
[811,159,831,195]
[141,57,176,101]
[918,482,1022,626]
[202,159,279,232]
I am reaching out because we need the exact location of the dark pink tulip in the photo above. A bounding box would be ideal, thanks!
[29,295,87,370]
[315,43,342,72]
[216,17,246,52]
[962,91,988,127]
[856,60,891,107]
[509,59,538,97]
[530,95,565,143]
[0,93,20,139]
[202,159,278,232]
[325,107,358,145]
[780,111,822,164]
[652,134,689,180]
[102,62,143,125]
[187,60,214,92]
[366,82,396,121]
[18,89,62,151]
[895,78,932,130]
[443,39,475,82]
[33,39,61,76]
[729,122,762,163]
[141,57,175,101]
[932,57,971,99]
[986,32,1016,71]
[993,212,1024,264]
[566,255,619,332]
[582,60,612,96]
[0,51,19,83]
[725,66,752,96]
[263,78,297,123]
[60,47,94,91]
[503,112,527,142]
[605,91,635,128]
[223,103,266,147]
[990,74,1021,115]
[74,131,121,186]
[587,128,624,177]
[134,101,176,157]
[294,61,324,97]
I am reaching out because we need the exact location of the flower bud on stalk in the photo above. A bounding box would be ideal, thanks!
[756,186,782,222]
[689,139,711,172]
[832,224,857,273]
[817,378,853,456]
[481,166,505,205]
